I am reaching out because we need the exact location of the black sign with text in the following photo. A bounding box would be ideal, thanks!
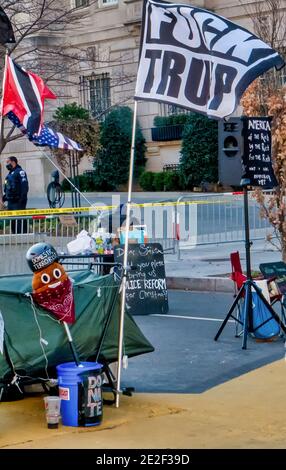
[114,243,169,315]
[242,116,278,189]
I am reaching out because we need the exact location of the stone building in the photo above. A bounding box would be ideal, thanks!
[2,0,285,195]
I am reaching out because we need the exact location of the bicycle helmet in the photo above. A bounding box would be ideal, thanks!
[26,242,58,272]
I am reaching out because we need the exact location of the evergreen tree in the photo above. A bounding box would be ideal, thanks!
[94,107,146,190]
[180,114,218,189]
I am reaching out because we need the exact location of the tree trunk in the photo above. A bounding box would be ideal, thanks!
[282,240,286,262]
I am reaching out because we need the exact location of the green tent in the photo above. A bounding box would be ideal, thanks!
[0,271,154,387]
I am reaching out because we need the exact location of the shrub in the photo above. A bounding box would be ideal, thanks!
[163,171,181,191]
[139,171,155,191]
[153,114,190,127]
[180,113,218,189]
[93,106,146,190]
[61,174,97,192]
[153,172,166,191]
[153,116,166,127]
[61,178,72,191]
[139,170,183,191]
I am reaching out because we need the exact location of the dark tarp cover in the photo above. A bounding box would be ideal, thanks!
[0,271,154,382]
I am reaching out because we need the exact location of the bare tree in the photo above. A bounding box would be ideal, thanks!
[0,0,136,201]
[240,0,286,259]
[0,1,96,200]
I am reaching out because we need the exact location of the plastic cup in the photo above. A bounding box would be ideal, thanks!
[44,396,61,429]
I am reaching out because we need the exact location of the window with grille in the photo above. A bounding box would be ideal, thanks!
[80,73,111,120]
[159,103,190,117]
[100,0,118,6]
[75,0,89,8]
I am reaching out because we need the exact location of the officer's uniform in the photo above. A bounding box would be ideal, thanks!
[3,164,29,210]
[3,165,29,234]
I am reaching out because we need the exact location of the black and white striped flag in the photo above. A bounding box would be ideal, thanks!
[135,0,285,119]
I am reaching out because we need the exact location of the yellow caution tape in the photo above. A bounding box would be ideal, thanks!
[0,196,242,218]
[0,207,91,217]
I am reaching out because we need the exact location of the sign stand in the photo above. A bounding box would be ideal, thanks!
[214,116,286,348]
[214,185,286,348]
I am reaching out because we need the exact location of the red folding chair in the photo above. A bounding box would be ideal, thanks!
[230,252,246,336]
[230,251,247,291]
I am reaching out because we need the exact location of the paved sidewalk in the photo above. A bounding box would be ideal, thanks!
[1,359,286,449]
[164,239,282,291]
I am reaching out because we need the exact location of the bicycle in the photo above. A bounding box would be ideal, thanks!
[46,170,65,208]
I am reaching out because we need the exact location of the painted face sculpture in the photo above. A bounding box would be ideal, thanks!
[26,243,75,324]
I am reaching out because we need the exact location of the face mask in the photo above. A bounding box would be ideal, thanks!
[6,163,13,171]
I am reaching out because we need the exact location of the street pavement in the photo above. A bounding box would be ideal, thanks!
[1,192,285,448]
[27,191,185,208]
[122,290,285,394]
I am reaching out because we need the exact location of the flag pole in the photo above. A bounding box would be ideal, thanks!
[115,99,138,408]
[0,49,9,206]
[0,49,8,151]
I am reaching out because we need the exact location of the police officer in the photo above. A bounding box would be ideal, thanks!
[3,156,29,233]
[3,156,29,210]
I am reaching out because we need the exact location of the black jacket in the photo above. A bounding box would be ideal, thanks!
[3,165,29,202]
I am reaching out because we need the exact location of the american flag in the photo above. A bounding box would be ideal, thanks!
[7,111,83,152]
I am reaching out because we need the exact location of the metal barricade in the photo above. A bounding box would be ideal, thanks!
[0,214,98,275]
[175,191,273,250]
[0,191,276,275]
[58,254,117,275]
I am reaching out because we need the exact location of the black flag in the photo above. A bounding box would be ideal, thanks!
[135,0,285,119]
[0,6,15,45]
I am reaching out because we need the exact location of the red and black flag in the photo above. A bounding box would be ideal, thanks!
[0,6,15,45]
[1,56,57,136]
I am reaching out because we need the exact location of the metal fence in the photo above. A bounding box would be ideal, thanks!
[0,211,178,275]
[0,191,275,275]
[0,215,98,275]
[176,192,273,248]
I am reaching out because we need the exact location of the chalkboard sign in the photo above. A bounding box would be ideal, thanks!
[242,116,277,189]
[114,243,169,315]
